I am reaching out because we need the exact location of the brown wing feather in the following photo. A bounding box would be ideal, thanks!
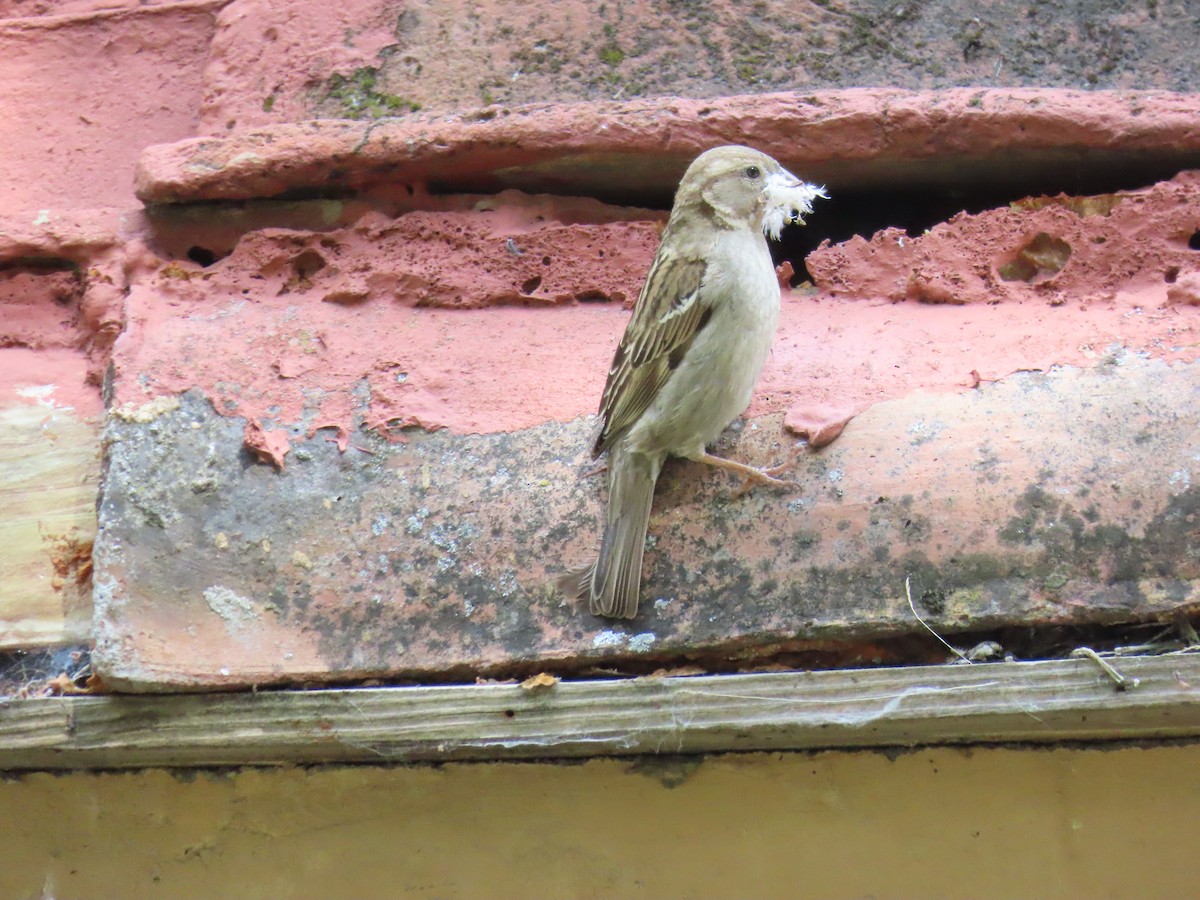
[592,249,708,456]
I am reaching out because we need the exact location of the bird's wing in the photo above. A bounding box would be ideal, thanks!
[592,248,710,456]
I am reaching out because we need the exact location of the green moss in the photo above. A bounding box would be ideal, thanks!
[947,586,985,610]
[262,93,276,113]
[998,485,1058,544]
[325,67,421,119]
[599,44,626,66]
[1044,572,1069,590]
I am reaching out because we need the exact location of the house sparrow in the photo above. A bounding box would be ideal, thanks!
[563,145,827,619]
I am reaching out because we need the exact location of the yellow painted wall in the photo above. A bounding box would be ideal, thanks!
[3,744,1197,899]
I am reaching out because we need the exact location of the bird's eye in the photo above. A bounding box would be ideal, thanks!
[744,165,761,179]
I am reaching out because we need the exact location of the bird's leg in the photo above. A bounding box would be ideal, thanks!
[579,458,608,479]
[695,451,798,490]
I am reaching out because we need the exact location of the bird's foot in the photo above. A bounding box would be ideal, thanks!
[757,454,800,480]
[696,450,800,496]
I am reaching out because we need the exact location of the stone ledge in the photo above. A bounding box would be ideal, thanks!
[135,89,1200,204]
[93,355,1200,691]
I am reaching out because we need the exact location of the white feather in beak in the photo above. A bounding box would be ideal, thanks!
[761,171,828,240]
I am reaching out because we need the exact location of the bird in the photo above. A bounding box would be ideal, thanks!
[562,144,827,619]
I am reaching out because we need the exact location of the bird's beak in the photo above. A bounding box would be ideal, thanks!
[761,170,828,239]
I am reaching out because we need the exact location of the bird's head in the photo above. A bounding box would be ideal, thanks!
[675,145,827,240]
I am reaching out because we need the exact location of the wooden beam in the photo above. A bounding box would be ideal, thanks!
[2,655,1198,770]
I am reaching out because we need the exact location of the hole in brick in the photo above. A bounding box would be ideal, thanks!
[521,275,542,294]
[292,249,327,281]
[1165,266,1180,283]
[186,246,220,267]
[574,289,612,302]
[0,256,78,274]
[997,233,1072,282]
[542,255,552,266]
[1189,230,1200,250]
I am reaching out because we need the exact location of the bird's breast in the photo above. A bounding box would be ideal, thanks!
[626,231,781,457]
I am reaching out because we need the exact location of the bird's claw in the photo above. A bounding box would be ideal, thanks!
[731,461,801,498]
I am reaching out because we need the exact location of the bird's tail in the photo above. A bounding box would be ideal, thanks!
[561,449,661,619]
